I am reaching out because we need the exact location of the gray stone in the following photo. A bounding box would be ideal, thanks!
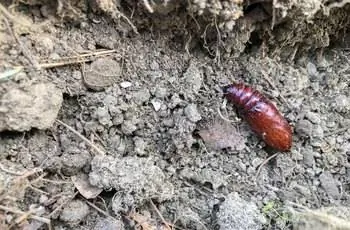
[60,200,90,223]
[319,171,340,199]
[305,112,321,124]
[184,104,201,122]
[334,95,350,113]
[121,120,137,135]
[295,119,313,137]
[0,83,62,132]
[133,137,147,156]
[303,147,315,167]
[89,156,174,211]
[93,217,124,230]
[184,61,202,93]
[133,89,150,105]
[217,193,265,230]
[96,107,112,126]
[151,98,162,111]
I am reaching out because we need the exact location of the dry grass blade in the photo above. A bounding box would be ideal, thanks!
[287,202,350,229]
[56,119,106,155]
[13,49,118,70]
[0,3,32,28]
[149,200,172,230]
[255,152,279,180]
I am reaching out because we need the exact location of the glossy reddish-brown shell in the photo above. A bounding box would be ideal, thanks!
[222,83,292,151]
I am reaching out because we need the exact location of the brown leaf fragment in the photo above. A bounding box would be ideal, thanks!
[72,173,102,199]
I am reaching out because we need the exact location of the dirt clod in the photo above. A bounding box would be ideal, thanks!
[199,121,246,150]
[319,171,340,199]
[184,103,202,122]
[89,155,174,210]
[217,192,266,230]
[60,200,90,223]
[0,83,62,132]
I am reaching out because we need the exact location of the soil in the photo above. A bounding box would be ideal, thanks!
[0,0,350,230]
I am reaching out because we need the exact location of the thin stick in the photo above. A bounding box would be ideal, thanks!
[324,125,350,137]
[149,199,172,230]
[84,199,114,219]
[143,0,154,13]
[0,162,22,176]
[261,71,292,110]
[2,12,39,68]
[255,152,279,179]
[0,3,32,27]
[56,119,106,155]
[217,106,236,123]
[14,49,117,70]
[48,191,79,218]
[0,205,50,224]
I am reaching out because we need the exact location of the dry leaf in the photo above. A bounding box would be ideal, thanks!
[72,173,102,199]
[199,120,246,151]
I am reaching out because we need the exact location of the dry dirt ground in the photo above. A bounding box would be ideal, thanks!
[0,0,350,229]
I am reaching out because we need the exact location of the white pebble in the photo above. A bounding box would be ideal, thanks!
[120,81,132,88]
[151,99,162,111]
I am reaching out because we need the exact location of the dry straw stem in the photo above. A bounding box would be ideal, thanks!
[0,205,51,226]
[287,202,350,229]
[149,199,172,230]
[0,2,32,28]
[1,49,117,82]
[255,152,279,180]
[56,119,106,155]
[19,49,118,70]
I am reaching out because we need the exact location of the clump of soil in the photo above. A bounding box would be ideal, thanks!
[1,0,350,229]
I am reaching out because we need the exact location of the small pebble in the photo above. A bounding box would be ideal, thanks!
[133,89,151,105]
[295,119,313,137]
[120,81,132,88]
[319,171,340,199]
[121,120,137,135]
[306,62,318,78]
[184,104,201,122]
[151,99,162,111]
[305,112,321,124]
[60,200,90,223]
[134,137,147,156]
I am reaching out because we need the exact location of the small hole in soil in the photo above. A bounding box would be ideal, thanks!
[203,181,214,190]
[191,142,200,150]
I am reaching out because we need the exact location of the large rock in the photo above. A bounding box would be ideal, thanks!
[0,83,63,132]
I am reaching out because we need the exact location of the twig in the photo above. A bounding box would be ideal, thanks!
[0,3,32,27]
[261,71,292,110]
[0,162,22,176]
[48,191,79,218]
[112,10,139,34]
[13,49,117,70]
[143,0,154,13]
[326,0,350,9]
[0,205,50,224]
[56,119,106,155]
[0,67,23,82]
[2,12,39,68]
[149,199,172,230]
[217,105,236,123]
[255,152,279,179]
[324,125,350,137]
[84,199,114,219]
